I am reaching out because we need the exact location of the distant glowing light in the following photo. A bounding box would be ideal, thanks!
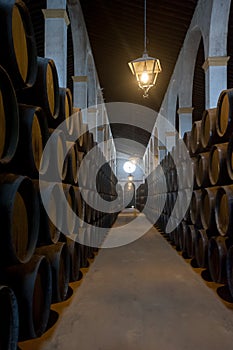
[123,161,136,174]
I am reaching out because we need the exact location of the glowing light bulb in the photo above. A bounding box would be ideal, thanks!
[141,71,149,84]
[127,182,133,189]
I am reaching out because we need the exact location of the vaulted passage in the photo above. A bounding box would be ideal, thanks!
[19,210,233,350]
[2,1,233,348]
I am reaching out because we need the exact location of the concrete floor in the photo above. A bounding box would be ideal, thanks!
[19,210,233,350]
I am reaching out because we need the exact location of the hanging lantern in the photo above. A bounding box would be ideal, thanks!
[128,53,162,98]
[128,0,162,98]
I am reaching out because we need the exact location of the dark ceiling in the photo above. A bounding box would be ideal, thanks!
[80,0,199,153]
[25,0,199,156]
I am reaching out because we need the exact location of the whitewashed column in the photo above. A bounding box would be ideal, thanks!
[43,2,69,87]
[202,56,229,109]
[165,131,176,153]
[158,145,166,163]
[177,107,193,138]
[87,107,98,142]
[72,75,88,118]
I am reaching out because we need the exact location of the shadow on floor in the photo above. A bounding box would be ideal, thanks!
[217,286,233,303]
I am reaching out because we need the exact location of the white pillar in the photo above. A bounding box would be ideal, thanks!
[72,76,88,114]
[144,149,150,177]
[104,125,110,160]
[148,138,155,174]
[165,132,176,152]
[158,145,166,162]
[112,146,117,174]
[43,5,69,87]
[96,102,104,145]
[202,56,229,109]
[87,107,98,142]
[177,107,193,138]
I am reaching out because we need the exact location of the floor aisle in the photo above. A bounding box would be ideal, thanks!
[20,211,233,350]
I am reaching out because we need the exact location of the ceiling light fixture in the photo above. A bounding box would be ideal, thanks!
[128,0,162,98]
[123,161,136,174]
[128,174,134,182]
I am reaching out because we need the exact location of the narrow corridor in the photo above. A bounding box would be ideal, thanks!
[19,210,233,350]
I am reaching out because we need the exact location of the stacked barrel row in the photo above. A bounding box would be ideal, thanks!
[136,183,148,211]
[142,137,192,248]
[184,89,233,289]
[0,1,118,348]
[145,88,233,301]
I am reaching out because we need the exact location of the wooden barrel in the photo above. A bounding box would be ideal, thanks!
[78,123,89,152]
[176,161,192,190]
[84,225,95,259]
[0,0,37,89]
[200,108,217,150]
[34,181,63,245]
[2,255,52,340]
[171,191,188,221]
[78,155,94,189]
[18,57,60,125]
[156,213,167,232]
[194,229,208,268]
[8,105,49,178]
[173,224,182,251]
[75,228,89,268]
[82,189,94,224]
[226,137,233,181]
[92,191,103,226]
[153,194,166,218]
[0,285,18,349]
[165,192,176,217]
[169,168,178,192]
[215,185,233,236]
[187,158,197,189]
[0,65,19,166]
[191,157,198,189]
[72,108,84,147]
[167,218,176,243]
[59,233,81,282]
[66,235,81,282]
[93,224,105,249]
[183,131,191,154]
[200,186,219,232]
[100,172,112,200]
[64,142,79,185]
[190,120,202,155]
[55,87,73,130]
[208,236,229,283]
[179,221,188,253]
[33,57,60,123]
[196,152,210,188]
[0,174,39,265]
[209,143,229,186]
[186,225,197,259]
[176,138,189,161]
[40,128,67,182]
[80,244,89,268]
[226,245,233,299]
[73,186,85,229]
[35,242,70,303]
[63,184,76,234]
[190,189,202,228]
[216,89,233,141]
[86,132,94,153]
[91,199,99,226]
[91,225,100,253]
[183,189,192,222]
